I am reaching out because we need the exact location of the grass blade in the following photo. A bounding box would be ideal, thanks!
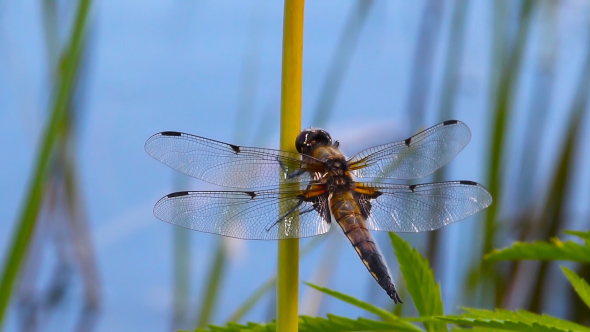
[197,241,227,327]
[406,0,444,129]
[303,282,401,323]
[0,0,92,325]
[480,0,534,303]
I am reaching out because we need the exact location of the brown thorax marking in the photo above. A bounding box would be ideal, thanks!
[319,154,354,194]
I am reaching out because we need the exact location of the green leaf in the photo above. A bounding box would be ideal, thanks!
[192,314,424,332]
[561,266,590,310]
[564,230,590,247]
[439,308,590,332]
[440,316,563,332]
[303,282,396,320]
[485,238,590,263]
[303,282,422,331]
[389,233,446,332]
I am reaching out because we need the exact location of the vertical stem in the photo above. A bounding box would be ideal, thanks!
[278,0,304,331]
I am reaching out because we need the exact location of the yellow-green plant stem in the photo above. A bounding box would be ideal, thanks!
[0,0,91,325]
[278,0,304,331]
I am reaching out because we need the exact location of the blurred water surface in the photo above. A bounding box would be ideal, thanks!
[1,1,590,331]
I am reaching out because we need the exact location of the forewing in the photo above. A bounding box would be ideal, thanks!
[355,181,492,232]
[348,120,471,179]
[153,188,331,240]
[145,131,324,188]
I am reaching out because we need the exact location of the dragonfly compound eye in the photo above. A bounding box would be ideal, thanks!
[295,128,333,154]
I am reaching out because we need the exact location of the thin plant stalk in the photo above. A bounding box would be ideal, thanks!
[0,0,92,325]
[278,0,304,330]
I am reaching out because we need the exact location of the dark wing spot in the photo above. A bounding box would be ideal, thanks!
[459,180,478,186]
[409,184,417,192]
[229,144,241,153]
[244,191,257,199]
[168,191,190,198]
[404,137,412,146]
[161,131,182,136]
[443,120,458,125]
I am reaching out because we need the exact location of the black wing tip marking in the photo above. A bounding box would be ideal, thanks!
[167,191,191,198]
[406,120,461,146]
[160,131,182,136]
[408,184,416,192]
[244,191,256,199]
[459,180,478,186]
[229,144,241,153]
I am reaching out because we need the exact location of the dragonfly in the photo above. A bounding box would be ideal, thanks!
[145,120,492,303]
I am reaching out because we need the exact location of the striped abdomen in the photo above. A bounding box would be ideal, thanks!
[330,191,402,303]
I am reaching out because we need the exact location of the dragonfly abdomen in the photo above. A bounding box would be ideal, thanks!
[330,192,403,303]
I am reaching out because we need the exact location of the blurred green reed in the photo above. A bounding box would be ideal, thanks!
[196,243,227,328]
[427,0,470,275]
[0,0,92,326]
[173,223,191,328]
[501,0,557,313]
[524,21,590,317]
[312,0,374,128]
[406,0,444,130]
[474,0,534,307]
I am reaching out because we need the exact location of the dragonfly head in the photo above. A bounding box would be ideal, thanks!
[296,128,332,155]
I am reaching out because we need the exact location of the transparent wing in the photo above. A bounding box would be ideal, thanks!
[153,187,331,240]
[145,131,324,188]
[348,120,471,180]
[355,181,492,232]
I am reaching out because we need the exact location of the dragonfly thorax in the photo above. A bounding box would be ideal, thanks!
[322,155,354,194]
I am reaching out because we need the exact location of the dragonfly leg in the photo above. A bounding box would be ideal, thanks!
[265,199,305,232]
